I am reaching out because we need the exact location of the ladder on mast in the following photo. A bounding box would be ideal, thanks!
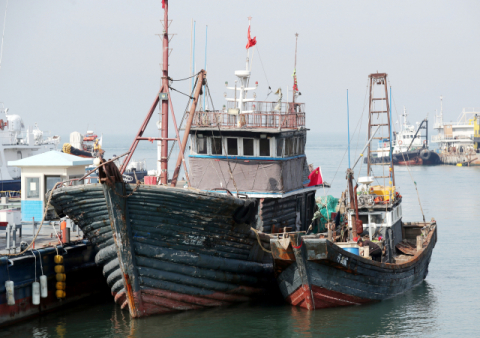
[366,73,395,187]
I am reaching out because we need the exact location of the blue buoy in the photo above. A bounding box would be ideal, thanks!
[344,247,359,255]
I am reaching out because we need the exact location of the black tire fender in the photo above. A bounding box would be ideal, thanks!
[420,149,431,161]
[233,200,256,224]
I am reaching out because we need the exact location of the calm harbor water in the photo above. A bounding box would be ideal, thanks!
[3,132,479,337]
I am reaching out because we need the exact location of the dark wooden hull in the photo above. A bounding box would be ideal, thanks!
[367,150,441,166]
[50,184,128,309]
[271,225,437,310]
[0,241,105,327]
[103,183,274,318]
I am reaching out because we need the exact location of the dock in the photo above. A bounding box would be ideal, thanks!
[0,222,84,255]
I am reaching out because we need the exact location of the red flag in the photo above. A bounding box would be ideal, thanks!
[293,69,299,92]
[162,0,166,9]
[246,25,257,49]
[307,167,323,186]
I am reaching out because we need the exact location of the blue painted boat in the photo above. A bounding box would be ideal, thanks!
[0,240,106,327]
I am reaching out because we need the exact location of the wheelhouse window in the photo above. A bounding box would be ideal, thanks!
[276,138,284,157]
[196,135,207,154]
[227,138,238,155]
[211,137,222,155]
[260,138,270,156]
[298,136,305,155]
[285,138,294,156]
[243,138,254,156]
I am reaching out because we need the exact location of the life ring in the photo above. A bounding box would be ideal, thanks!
[398,140,403,145]
[383,142,388,148]
[0,119,5,130]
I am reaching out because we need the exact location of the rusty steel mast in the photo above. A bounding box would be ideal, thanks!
[366,73,395,187]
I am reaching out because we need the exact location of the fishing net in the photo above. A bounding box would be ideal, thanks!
[312,195,339,233]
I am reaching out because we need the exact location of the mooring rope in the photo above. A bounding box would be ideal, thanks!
[250,227,272,253]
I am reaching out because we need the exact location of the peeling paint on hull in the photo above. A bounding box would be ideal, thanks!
[272,228,437,310]
[103,183,274,318]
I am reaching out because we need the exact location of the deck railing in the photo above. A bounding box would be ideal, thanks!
[191,101,306,129]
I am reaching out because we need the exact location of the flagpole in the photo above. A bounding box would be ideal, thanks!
[347,89,351,168]
[203,25,207,111]
[293,33,298,103]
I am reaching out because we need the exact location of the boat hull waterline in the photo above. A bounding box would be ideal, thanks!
[103,182,273,318]
[271,226,437,310]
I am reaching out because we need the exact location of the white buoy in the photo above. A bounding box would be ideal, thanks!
[32,281,40,305]
[40,275,48,298]
[5,281,15,305]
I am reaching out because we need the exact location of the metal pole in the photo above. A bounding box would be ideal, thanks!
[171,70,206,187]
[191,21,196,95]
[160,0,170,184]
[347,89,351,168]
[389,86,393,164]
[203,25,207,111]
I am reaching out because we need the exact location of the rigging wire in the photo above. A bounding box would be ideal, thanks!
[204,79,240,195]
[168,71,201,82]
[388,80,426,222]
[166,77,199,162]
[328,80,370,189]
[254,45,273,100]
[169,86,194,99]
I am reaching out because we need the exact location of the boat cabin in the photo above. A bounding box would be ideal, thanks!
[188,64,320,233]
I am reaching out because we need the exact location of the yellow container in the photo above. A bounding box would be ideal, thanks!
[56,290,66,299]
[56,273,66,282]
[56,282,66,290]
[370,185,396,201]
[54,265,65,273]
[54,255,64,264]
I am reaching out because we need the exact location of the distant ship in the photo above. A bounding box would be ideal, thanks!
[431,97,480,166]
[0,106,60,191]
[367,107,440,165]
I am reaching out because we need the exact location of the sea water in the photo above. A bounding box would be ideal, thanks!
[3,132,479,337]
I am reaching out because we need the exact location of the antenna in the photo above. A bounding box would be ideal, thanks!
[293,33,299,103]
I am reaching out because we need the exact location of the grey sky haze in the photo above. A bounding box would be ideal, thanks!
[0,0,478,140]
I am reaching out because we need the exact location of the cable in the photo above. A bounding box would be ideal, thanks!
[168,86,193,100]
[168,71,201,82]
[254,45,273,101]
[205,80,240,196]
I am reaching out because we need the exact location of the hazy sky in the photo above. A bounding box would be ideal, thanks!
[0,0,479,141]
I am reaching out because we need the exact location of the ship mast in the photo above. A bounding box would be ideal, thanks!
[159,0,170,184]
[293,33,298,104]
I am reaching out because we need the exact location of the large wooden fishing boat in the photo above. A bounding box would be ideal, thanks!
[50,1,325,318]
[270,73,437,310]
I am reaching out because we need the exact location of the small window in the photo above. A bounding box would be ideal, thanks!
[298,137,304,154]
[260,138,270,156]
[212,137,222,155]
[293,138,297,155]
[227,138,238,155]
[197,136,207,154]
[243,138,254,156]
[276,138,284,157]
[285,138,294,156]
[26,177,40,199]
[45,176,62,192]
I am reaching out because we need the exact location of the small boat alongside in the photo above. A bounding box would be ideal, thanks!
[271,73,437,310]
